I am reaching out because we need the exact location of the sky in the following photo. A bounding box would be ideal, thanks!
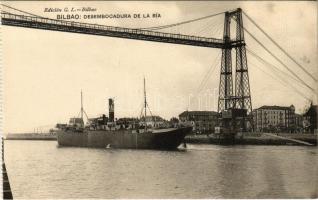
[2,1,317,133]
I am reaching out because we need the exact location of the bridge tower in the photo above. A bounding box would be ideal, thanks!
[218,9,252,113]
[218,8,252,129]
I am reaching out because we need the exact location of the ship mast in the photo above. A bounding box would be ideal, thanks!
[81,90,84,120]
[144,77,147,131]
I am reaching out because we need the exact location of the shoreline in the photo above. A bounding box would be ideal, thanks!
[185,133,317,146]
[5,132,317,146]
[5,133,56,141]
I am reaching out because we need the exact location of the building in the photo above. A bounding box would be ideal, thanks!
[252,105,296,132]
[294,113,304,132]
[179,111,219,134]
[302,104,317,133]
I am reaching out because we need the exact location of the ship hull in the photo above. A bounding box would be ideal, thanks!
[57,127,192,150]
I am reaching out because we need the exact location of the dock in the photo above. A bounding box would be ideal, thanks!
[185,133,317,146]
[263,133,314,146]
[5,133,56,140]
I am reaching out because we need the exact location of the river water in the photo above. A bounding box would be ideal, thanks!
[4,140,318,199]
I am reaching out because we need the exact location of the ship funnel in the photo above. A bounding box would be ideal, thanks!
[109,98,114,122]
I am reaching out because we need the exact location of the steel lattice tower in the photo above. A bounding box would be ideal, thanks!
[218,8,252,114]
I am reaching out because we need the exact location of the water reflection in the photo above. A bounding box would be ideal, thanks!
[256,152,290,198]
[216,146,254,198]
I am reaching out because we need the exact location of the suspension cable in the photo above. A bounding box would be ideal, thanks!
[246,47,312,91]
[243,11,317,82]
[249,58,312,101]
[196,52,221,93]
[139,11,225,30]
[242,26,315,93]
[1,4,44,18]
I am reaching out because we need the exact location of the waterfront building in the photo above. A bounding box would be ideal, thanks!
[294,113,304,132]
[252,105,296,132]
[179,111,219,134]
[302,104,317,133]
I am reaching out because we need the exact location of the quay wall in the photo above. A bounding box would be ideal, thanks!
[185,133,317,146]
[5,133,56,140]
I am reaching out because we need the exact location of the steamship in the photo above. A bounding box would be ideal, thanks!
[56,79,192,150]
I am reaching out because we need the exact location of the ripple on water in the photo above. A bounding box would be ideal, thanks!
[4,140,318,199]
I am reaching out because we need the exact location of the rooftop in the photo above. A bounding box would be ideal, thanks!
[254,105,294,111]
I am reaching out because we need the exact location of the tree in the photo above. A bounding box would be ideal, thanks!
[170,117,179,124]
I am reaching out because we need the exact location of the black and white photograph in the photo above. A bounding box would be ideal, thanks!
[1,1,317,199]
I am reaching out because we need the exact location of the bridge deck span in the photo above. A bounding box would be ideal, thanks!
[1,12,243,48]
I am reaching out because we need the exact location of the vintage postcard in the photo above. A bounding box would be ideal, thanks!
[1,1,317,199]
